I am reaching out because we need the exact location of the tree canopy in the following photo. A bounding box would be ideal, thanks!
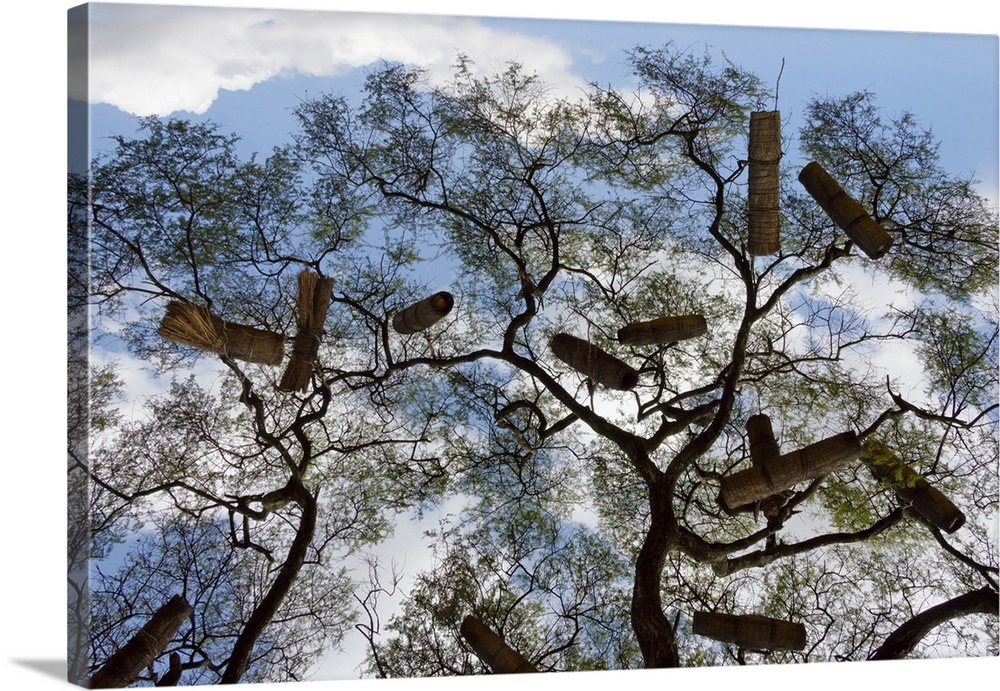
[70,42,998,686]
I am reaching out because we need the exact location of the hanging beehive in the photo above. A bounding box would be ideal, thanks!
[391,291,454,334]
[746,413,781,465]
[692,612,806,652]
[550,332,639,391]
[747,110,782,256]
[279,270,336,392]
[617,314,708,347]
[863,440,966,533]
[720,430,862,510]
[798,161,893,259]
[459,615,538,674]
[745,413,794,519]
[158,300,285,366]
[88,595,193,688]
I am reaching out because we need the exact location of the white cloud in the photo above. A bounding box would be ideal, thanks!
[78,5,584,116]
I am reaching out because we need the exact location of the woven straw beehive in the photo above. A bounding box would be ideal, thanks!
[720,430,862,510]
[617,315,708,347]
[747,111,782,256]
[693,611,806,651]
[863,441,966,533]
[798,161,893,259]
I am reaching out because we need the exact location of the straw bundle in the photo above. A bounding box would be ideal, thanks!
[692,612,806,652]
[798,161,893,259]
[550,333,639,391]
[158,300,285,366]
[279,270,336,392]
[460,615,538,674]
[720,430,862,510]
[617,314,708,347]
[392,291,454,334]
[863,441,966,533]
[747,111,782,256]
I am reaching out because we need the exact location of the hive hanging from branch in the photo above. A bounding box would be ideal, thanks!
[278,270,336,393]
[459,615,538,674]
[862,440,966,533]
[745,413,794,519]
[720,430,862,510]
[391,291,454,334]
[747,110,782,256]
[550,332,639,391]
[746,413,781,465]
[692,611,807,652]
[88,595,193,688]
[617,314,708,347]
[158,300,285,366]
[798,161,893,259]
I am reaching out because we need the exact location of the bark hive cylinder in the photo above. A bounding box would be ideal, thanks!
[747,111,782,256]
[692,611,806,651]
[392,291,454,334]
[88,595,192,688]
[159,300,285,366]
[798,161,893,259]
[617,315,708,347]
[720,430,862,510]
[746,413,791,519]
[460,615,538,674]
[746,413,781,466]
[863,441,966,533]
[550,332,639,391]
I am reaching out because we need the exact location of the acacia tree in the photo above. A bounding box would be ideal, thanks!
[73,41,997,686]
[289,45,998,671]
[75,120,450,685]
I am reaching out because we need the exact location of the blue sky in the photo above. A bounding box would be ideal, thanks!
[77,2,999,203]
[3,2,994,691]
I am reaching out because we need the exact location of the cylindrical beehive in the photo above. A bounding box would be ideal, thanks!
[746,413,781,466]
[747,111,782,256]
[863,442,966,533]
[392,291,454,334]
[617,315,708,347]
[692,612,806,651]
[550,333,639,391]
[798,161,893,259]
[88,595,193,688]
[460,615,538,674]
[720,430,862,510]
[158,301,286,366]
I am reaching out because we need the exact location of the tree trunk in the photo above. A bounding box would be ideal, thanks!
[220,480,318,684]
[869,585,997,660]
[631,481,681,668]
[88,595,191,688]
